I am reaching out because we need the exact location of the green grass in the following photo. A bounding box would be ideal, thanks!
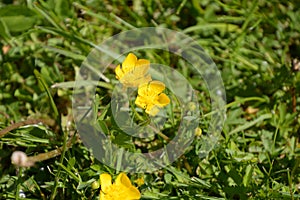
[1,0,300,199]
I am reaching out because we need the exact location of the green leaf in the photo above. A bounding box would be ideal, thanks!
[67,157,76,169]
[52,0,73,18]
[0,5,38,32]
[0,18,10,41]
[243,165,253,187]
[77,179,96,190]
[164,173,172,184]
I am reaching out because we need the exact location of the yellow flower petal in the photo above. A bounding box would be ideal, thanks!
[137,81,164,97]
[135,96,147,109]
[148,80,165,94]
[125,186,141,199]
[135,59,150,76]
[99,191,106,200]
[100,173,112,193]
[135,74,152,86]
[115,64,124,80]
[147,106,160,116]
[145,103,155,113]
[157,93,170,107]
[122,73,151,87]
[137,83,149,97]
[122,53,137,74]
[115,173,132,187]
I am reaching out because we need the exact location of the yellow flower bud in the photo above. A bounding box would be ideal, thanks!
[195,127,202,137]
[188,102,197,111]
[91,180,100,190]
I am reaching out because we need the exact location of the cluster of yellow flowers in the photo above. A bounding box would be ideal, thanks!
[99,173,141,200]
[115,53,170,116]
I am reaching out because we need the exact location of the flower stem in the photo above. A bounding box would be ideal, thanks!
[148,125,170,142]
[0,119,55,138]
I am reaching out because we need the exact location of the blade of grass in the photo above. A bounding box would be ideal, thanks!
[43,46,86,61]
[110,13,136,29]
[183,23,240,34]
[50,129,68,200]
[51,80,113,90]
[176,0,188,15]
[73,2,126,31]
[36,26,121,62]
[32,3,62,30]
[229,113,272,135]
[34,70,59,120]
[203,96,268,118]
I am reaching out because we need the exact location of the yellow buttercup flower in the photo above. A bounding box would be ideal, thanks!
[135,81,170,116]
[115,53,152,87]
[100,173,141,200]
